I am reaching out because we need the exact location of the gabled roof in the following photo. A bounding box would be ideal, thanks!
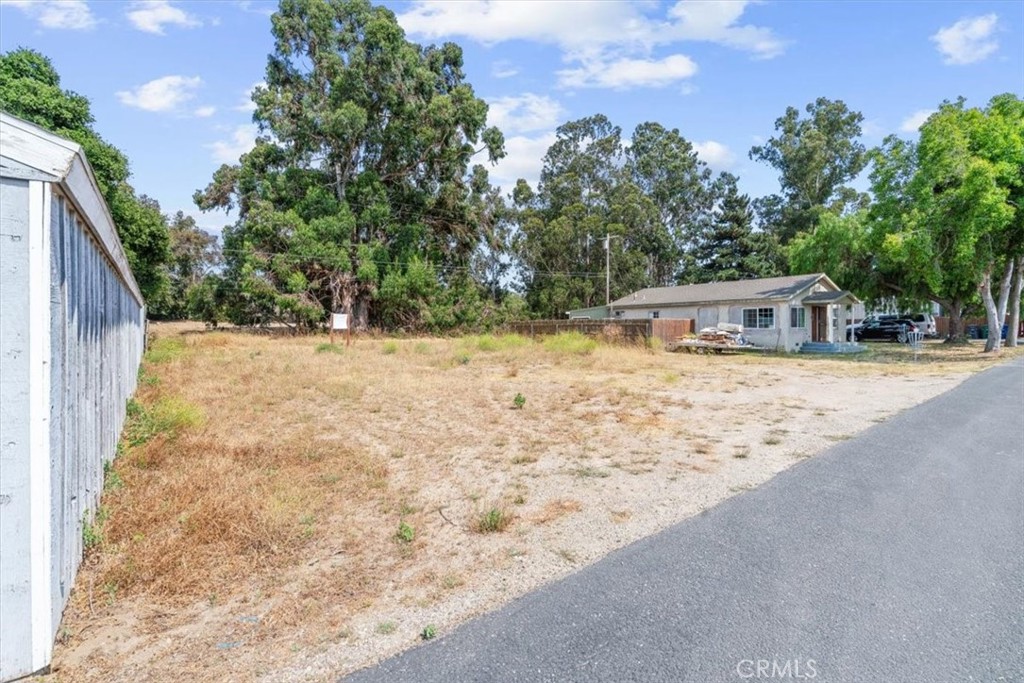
[611,274,833,308]
[0,113,143,306]
[0,114,81,182]
[803,290,861,304]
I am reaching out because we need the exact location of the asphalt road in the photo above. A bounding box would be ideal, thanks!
[344,357,1024,683]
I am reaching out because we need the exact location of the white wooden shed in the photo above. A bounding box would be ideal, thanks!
[0,114,146,681]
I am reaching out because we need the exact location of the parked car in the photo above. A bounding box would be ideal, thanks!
[904,312,937,338]
[850,318,919,343]
[845,314,900,338]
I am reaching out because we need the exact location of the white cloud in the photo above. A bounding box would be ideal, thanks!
[491,60,519,79]
[207,124,258,164]
[665,1,785,59]
[193,105,217,118]
[931,14,999,65]
[116,75,203,112]
[860,119,885,140]
[899,109,936,133]
[692,140,735,170]
[488,132,557,193]
[486,94,564,134]
[234,81,265,113]
[558,54,698,90]
[126,1,200,34]
[4,0,97,30]
[397,0,784,91]
[234,0,275,17]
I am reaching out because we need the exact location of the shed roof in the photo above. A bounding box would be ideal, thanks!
[611,274,833,308]
[0,113,143,306]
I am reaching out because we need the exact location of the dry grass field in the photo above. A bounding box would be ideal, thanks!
[44,323,1021,682]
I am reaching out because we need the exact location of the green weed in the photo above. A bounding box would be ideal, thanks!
[382,341,399,355]
[315,343,344,354]
[543,332,598,356]
[145,337,186,364]
[512,393,526,409]
[103,461,124,491]
[421,624,437,641]
[395,521,415,543]
[475,508,512,534]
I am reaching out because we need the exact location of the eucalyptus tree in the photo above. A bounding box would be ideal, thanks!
[625,122,713,284]
[194,0,504,331]
[514,116,728,317]
[750,97,869,243]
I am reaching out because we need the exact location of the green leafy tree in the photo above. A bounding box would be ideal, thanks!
[788,210,875,295]
[624,122,712,285]
[149,211,222,319]
[0,48,170,304]
[868,94,1022,345]
[750,97,869,243]
[514,117,715,318]
[686,173,784,284]
[194,0,505,332]
[513,115,623,317]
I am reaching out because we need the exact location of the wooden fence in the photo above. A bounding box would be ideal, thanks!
[506,318,695,345]
[935,316,1018,339]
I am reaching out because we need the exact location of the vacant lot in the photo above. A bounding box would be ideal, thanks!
[47,324,1019,682]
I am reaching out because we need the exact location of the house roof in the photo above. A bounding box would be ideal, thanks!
[803,290,861,304]
[0,113,143,306]
[611,274,832,308]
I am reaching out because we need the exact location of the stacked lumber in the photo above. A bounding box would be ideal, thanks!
[696,322,746,346]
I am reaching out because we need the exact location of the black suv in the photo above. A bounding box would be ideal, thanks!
[852,318,919,343]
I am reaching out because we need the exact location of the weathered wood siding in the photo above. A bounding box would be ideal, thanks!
[1,122,145,680]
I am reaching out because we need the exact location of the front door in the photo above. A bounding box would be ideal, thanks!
[811,306,828,342]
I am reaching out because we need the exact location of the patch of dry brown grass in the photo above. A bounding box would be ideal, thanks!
[530,499,583,525]
[52,322,1017,682]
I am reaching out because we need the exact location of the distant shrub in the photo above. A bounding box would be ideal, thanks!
[543,332,598,356]
[462,334,531,352]
[382,341,399,355]
[315,343,344,354]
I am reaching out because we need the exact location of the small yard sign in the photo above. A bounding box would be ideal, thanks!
[330,312,351,346]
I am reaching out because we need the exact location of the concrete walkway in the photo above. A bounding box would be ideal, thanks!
[344,358,1024,682]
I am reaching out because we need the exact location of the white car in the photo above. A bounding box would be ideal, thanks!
[904,313,937,338]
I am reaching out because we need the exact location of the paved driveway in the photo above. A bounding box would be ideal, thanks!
[344,357,1024,682]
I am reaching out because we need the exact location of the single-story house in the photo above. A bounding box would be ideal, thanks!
[570,274,860,352]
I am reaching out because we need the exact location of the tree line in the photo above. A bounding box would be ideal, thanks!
[3,0,1020,351]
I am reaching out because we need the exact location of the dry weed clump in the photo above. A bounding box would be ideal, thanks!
[86,329,395,606]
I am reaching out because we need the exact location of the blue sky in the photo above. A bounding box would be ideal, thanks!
[2,0,1021,236]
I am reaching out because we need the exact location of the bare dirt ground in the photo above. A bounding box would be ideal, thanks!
[41,323,1021,682]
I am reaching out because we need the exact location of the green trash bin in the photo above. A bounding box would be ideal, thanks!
[980,325,989,339]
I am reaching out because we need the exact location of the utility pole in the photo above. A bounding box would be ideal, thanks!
[605,234,611,305]
[604,233,620,310]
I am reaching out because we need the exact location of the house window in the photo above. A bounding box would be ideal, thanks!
[790,307,806,328]
[650,311,660,319]
[743,307,775,329]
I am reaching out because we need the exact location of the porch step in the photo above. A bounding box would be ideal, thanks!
[799,341,868,354]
